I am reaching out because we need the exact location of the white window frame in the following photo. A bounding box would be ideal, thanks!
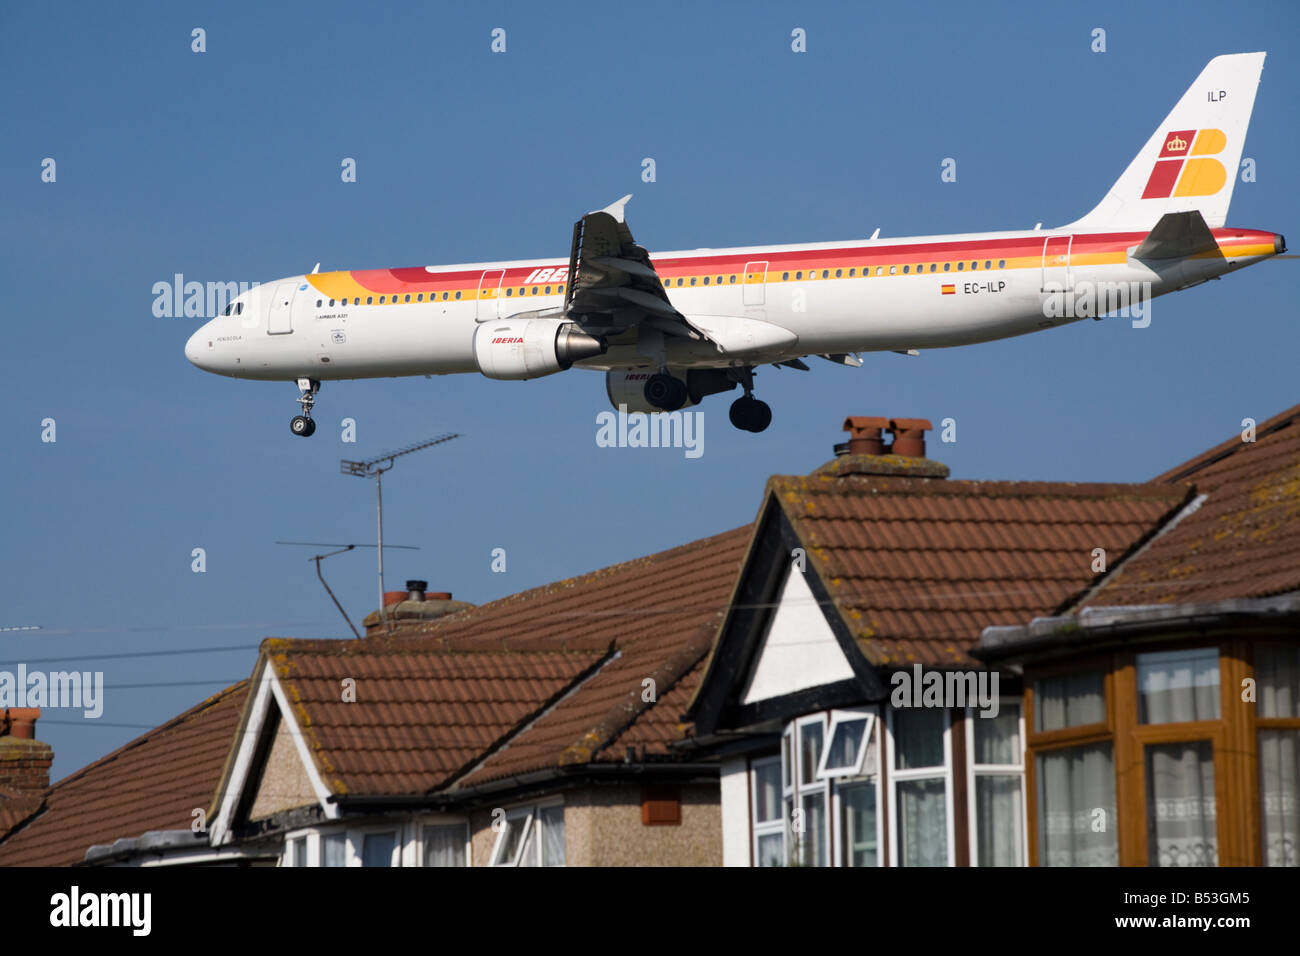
[750,754,785,866]
[965,697,1028,867]
[769,709,883,868]
[489,798,565,867]
[885,707,956,867]
[353,825,402,867]
[818,709,877,779]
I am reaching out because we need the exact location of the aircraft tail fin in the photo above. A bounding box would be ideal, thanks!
[1065,52,1265,232]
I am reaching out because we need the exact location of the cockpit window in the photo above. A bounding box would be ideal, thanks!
[235,302,243,315]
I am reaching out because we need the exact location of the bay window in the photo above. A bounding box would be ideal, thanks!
[968,701,1026,866]
[887,707,952,866]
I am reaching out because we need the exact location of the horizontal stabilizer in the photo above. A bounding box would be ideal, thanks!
[1131,210,1219,260]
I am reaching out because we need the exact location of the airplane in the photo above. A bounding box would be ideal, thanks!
[185,52,1284,437]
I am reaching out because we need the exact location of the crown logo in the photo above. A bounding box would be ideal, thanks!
[1166,134,1188,152]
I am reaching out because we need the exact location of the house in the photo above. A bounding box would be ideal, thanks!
[976,403,1300,866]
[3,406,1296,867]
[682,416,1192,866]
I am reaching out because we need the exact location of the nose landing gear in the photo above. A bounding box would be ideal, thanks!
[291,378,319,437]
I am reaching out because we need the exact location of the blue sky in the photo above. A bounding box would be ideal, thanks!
[2,0,1297,778]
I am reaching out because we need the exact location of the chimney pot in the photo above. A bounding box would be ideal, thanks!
[888,417,933,458]
[405,579,428,602]
[841,416,890,456]
[1,708,41,740]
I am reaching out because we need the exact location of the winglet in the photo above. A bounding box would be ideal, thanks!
[592,194,633,223]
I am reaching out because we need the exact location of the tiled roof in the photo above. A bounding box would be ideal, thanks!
[770,473,1192,667]
[1082,403,1300,607]
[266,639,610,796]
[272,526,752,794]
[0,682,249,867]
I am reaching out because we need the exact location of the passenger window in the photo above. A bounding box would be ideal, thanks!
[782,272,790,280]
[822,270,829,278]
[998,259,1006,269]
[903,265,910,274]
[849,268,855,277]
[518,288,524,295]
[690,277,697,286]
[984,261,991,270]
[544,286,551,294]
[663,279,670,287]
[315,299,322,308]
[506,288,513,296]
[943,263,950,272]
[875,267,883,276]
[930,264,937,273]
[796,271,802,279]
[703,276,710,285]
[558,284,564,293]
[971,261,978,270]
[889,266,897,275]
[729,275,736,284]
[236,302,243,314]
[717,276,723,285]
[329,298,336,307]
[405,294,411,302]
[835,269,842,278]
[957,262,964,271]
[443,292,449,300]
[454,291,460,299]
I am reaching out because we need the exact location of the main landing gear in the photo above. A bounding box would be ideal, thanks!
[290,378,319,437]
[727,365,771,433]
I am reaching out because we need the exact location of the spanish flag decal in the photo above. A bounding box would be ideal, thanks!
[941,284,955,295]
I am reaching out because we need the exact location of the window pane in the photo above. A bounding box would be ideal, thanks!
[323,833,347,867]
[824,717,867,771]
[838,782,876,867]
[539,805,565,866]
[798,792,828,867]
[362,832,396,867]
[518,826,539,867]
[1259,729,1300,866]
[1037,742,1117,865]
[496,813,529,865]
[800,721,824,785]
[1145,740,1217,866]
[974,703,1021,765]
[1034,671,1104,731]
[288,837,305,867]
[754,759,781,822]
[782,733,792,790]
[756,832,784,867]
[1138,648,1220,723]
[975,775,1023,866]
[895,708,944,769]
[1258,645,1300,718]
[897,778,947,865]
[423,824,466,867]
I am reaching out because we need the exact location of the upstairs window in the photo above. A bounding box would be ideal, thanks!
[888,707,951,866]
[491,802,565,867]
[968,701,1026,866]
[423,823,468,867]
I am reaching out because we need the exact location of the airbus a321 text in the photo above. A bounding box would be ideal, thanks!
[185,53,1284,436]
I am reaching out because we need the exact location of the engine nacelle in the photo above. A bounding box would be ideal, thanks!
[474,319,606,380]
[605,368,736,413]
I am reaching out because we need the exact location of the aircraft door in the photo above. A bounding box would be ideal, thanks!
[267,282,297,334]
[743,260,768,306]
[1040,235,1074,292]
[476,269,506,321]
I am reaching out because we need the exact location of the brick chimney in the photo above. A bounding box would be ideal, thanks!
[817,416,950,479]
[362,580,475,636]
[0,708,52,825]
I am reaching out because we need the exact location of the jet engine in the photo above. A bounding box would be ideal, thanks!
[605,368,736,413]
[474,319,606,380]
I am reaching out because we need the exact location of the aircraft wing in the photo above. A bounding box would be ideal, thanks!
[563,195,711,343]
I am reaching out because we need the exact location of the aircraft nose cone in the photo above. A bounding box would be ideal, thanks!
[185,328,208,368]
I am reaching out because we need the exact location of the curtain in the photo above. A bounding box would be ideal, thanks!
[1037,743,1117,866]
[975,775,1023,866]
[1145,741,1217,866]
[423,825,466,867]
[974,704,1021,765]
[838,782,877,867]
[539,805,566,866]
[1259,730,1299,867]
[1035,672,1104,732]
[1137,648,1220,724]
[897,778,947,866]
[1258,645,1300,718]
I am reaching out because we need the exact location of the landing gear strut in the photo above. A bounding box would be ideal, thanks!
[291,378,319,437]
[727,366,772,433]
